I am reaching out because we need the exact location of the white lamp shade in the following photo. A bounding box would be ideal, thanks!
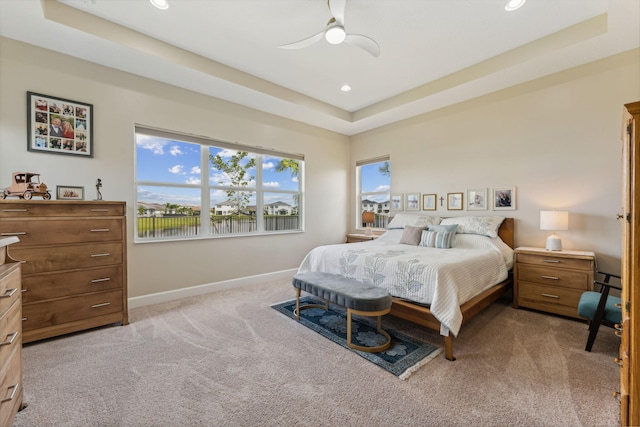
[540,211,568,251]
[540,211,568,231]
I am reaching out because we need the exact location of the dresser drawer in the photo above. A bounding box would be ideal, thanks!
[22,289,123,331]
[22,266,123,303]
[12,242,123,274]
[517,264,591,290]
[0,349,22,427]
[0,266,20,316]
[0,299,21,366]
[516,253,593,270]
[0,218,123,246]
[0,202,124,218]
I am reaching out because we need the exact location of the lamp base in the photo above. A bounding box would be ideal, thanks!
[546,234,562,251]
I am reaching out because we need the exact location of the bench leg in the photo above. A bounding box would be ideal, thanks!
[347,307,392,353]
[444,335,455,361]
[293,287,328,321]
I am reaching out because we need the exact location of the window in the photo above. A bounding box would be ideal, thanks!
[356,156,390,229]
[135,126,303,241]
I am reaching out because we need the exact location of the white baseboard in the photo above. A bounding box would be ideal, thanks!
[128,268,297,309]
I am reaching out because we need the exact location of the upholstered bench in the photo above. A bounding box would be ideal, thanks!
[292,272,393,353]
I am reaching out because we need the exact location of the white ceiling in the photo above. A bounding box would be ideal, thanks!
[1,0,638,135]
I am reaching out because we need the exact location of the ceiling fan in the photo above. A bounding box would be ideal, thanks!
[278,0,380,58]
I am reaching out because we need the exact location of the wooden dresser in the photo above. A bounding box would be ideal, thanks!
[0,261,22,426]
[513,246,595,319]
[0,200,128,343]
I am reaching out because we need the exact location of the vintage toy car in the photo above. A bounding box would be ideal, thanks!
[1,172,51,200]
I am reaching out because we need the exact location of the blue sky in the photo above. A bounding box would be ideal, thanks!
[136,135,299,207]
[360,161,390,203]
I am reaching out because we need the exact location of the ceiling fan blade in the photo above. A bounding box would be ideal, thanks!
[344,34,380,57]
[328,0,347,26]
[278,30,325,50]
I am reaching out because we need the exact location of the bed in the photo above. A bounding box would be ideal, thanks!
[297,214,515,360]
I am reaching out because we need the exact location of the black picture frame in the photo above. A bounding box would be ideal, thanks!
[27,91,93,158]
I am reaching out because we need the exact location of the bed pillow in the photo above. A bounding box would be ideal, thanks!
[387,213,440,229]
[440,216,505,238]
[419,230,456,249]
[427,224,458,233]
[399,226,426,245]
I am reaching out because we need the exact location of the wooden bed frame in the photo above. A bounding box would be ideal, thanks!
[388,217,515,361]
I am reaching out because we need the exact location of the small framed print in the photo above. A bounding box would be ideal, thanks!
[405,193,420,211]
[57,185,84,200]
[391,194,403,211]
[447,192,463,210]
[492,187,516,210]
[27,92,93,157]
[422,194,436,211]
[467,188,487,210]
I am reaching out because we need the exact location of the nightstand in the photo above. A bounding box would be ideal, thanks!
[514,246,595,319]
[346,233,379,243]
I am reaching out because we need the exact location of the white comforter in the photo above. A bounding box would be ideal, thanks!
[297,230,513,337]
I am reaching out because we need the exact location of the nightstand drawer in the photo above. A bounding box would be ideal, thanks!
[517,265,591,291]
[518,281,583,309]
[516,253,593,270]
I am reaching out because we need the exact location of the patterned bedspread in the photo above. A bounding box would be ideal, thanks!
[297,230,512,337]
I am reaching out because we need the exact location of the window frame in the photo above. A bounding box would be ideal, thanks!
[134,125,304,243]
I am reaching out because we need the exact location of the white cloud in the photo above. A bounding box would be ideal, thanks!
[168,165,184,174]
[374,185,390,192]
[185,176,201,185]
[263,181,280,188]
[263,161,275,170]
[136,135,166,154]
[191,166,201,174]
[170,145,183,156]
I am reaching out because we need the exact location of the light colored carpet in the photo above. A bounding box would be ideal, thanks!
[14,278,620,426]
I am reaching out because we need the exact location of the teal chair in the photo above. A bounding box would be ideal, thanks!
[577,271,622,352]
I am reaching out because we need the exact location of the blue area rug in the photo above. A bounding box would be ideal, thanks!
[272,297,441,379]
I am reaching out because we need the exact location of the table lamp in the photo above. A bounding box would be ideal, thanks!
[540,210,568,251]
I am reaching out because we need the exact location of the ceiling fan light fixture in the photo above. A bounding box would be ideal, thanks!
[340,84,352,92]
[505,0,526,11]
[325,25,346,44]
[150,0,169,10]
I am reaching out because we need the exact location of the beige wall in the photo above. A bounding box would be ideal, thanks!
[0,37,350,298]
[350,49,640,273]
[2,36,638,300]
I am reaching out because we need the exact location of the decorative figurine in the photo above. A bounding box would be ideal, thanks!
[95,178,102,200]
[1,172,51,200]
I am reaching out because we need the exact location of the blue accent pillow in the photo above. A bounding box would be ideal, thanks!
[427,224,458,233]
[419,230,456,249]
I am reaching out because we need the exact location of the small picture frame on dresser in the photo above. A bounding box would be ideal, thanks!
[56,185,84,200]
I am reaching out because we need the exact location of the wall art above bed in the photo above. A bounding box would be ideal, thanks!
[467,188,487,210]
[492,187,516,210]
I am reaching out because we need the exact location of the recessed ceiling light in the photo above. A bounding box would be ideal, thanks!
[340,85,352,92]
[150,0,169,10]
[505,0,526,11]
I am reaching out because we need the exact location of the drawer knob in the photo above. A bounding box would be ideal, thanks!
[0,384,19,403]
[1,209,27,212]
[91,253,111,258]
[542,260,560,263]
[90,229,111,232]
[541,293,560,299]
[0,332,18,347]
[0,232,27,236]
[91,278,112,283]
[541,275,559,280]
[0,288,17,299]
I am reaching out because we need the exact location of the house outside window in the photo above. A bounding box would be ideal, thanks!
[356,156,390,229]
[135,126,303,241]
